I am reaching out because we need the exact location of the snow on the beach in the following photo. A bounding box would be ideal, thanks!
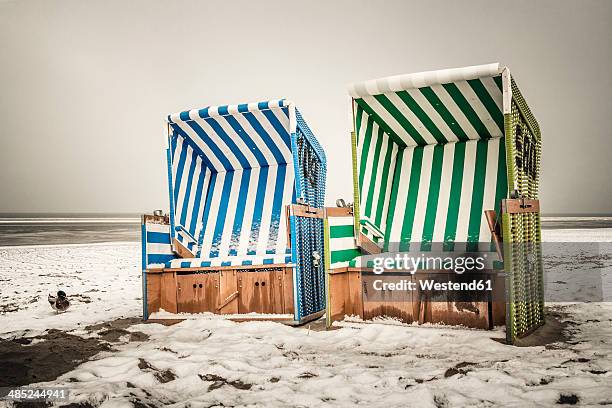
[23,303,612,407]
[0,230,611,407]
[0,242,141,337]
[541,229,612,303]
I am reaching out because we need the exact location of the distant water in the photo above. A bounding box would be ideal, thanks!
[0,215,140,246]
[0,215,610,247]
[540,217,612,229]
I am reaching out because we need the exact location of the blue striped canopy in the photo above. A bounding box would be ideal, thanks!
[165,99,324,261]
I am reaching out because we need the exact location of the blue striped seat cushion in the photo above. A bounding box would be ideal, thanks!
[165,253,293,269]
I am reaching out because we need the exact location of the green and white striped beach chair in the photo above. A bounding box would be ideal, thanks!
[325,63,543,343]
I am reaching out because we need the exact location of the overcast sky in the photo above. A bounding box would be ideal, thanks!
[1,0,611,215]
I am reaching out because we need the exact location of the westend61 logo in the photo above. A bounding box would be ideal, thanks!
[372,253,487,275]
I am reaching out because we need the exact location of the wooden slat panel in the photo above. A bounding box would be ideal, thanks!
[328,271,348,323]
[172,238,193,259]
[414,272,490,329]
[147,263,301,320]
[282,267,294,314]
[218,270,239,314]
[431,301,490,329]
[501,199,540,214]
[160,272,178,314]
[238,271,274,314]
[328,266,350,275]
[325,207,353,217]
[357,233,382,255]
[347,270,363,317]
[491,272,506,326]
[146,273,162,316]
[176,273,219,313]
[142,213,170,225]
[362,274,413,323]
[289,204,324,218]
[270,269,286,315]
[329,268,501,329]
[328,269,363,324]
[216,291,238,312]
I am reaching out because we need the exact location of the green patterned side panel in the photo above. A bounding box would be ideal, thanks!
[510,78,541,140]
[351,130,361,233]
[503,80,544,343]
[503,212,545,343]
[506,79,542,198]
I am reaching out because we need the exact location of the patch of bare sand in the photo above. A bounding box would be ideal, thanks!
[0,317,149,387]
[0,330,112,387]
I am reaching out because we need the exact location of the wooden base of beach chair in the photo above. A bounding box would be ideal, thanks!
[225,310,325,325]
[144,264,299,321]
[327,268,506,330]
[143,310,325,328]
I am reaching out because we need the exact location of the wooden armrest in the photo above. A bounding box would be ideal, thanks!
[357,233,382,255]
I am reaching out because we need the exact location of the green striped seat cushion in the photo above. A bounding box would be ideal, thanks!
[346,252,500,269]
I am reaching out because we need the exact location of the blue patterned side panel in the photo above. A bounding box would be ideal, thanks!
[295,109,327,169]
[292,119,327,319]
[292,215,326,319]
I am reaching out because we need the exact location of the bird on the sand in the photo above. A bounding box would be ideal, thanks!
[48,290,70,313]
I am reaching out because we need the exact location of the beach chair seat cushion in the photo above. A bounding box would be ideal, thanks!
[165,252,293,269]
[331,254,417,270]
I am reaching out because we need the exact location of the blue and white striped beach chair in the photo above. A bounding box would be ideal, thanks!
[142,99,327,325]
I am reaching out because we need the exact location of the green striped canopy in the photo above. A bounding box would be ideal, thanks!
[349,63,512,251]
